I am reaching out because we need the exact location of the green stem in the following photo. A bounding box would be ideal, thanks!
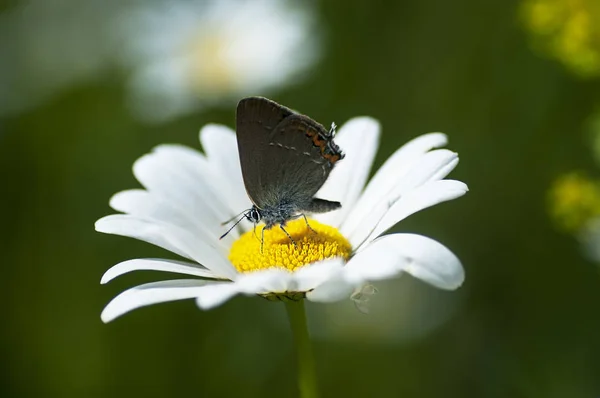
[285,300,319,398]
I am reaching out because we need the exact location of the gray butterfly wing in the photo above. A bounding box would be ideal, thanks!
[236,97,293,207]
[261,114,338,209]
[235,97,341,211]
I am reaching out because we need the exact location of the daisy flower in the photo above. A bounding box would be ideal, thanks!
[114,0,321,122]
[97,117,467,323]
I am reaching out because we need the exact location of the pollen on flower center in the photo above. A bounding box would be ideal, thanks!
[228,218,352,273]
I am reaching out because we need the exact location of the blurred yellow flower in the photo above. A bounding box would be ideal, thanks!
[548,172,600,231]
[521,0,600,77]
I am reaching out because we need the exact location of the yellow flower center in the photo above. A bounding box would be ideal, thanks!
[229,218,352,273]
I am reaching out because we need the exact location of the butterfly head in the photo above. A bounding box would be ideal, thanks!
[244,206,262,224]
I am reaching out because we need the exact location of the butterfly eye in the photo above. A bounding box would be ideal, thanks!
[246,208,261,223]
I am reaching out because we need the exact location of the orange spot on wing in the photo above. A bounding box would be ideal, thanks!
[324,153,341,164]
[313,135,325,147]
[305,128,342,164]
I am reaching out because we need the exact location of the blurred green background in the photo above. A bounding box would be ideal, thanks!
[2,0,600,396]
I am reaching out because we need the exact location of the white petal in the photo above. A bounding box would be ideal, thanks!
[343,242,406,283]
[96,214,186,259]
[344,149,459,244]
[291,258,346,292]
[152,145,236,218]
[95,215,236,279]
[199,124,252,216]
[109,189,195,232]
[195,283,241,310]
[109,189,230,253]
[101,279,222,323]
[195,268,294,309]
[341,133,449,235]
[314,118,380,227]
[305,268,354,303]
[344,234,464,290]
[356,180,468,249]
[233,268,294,294]
[101,258,221,284]
[133,145,236,236]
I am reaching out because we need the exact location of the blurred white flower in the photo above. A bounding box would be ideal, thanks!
[115,0,322,122]
[96,116,467,323]
[0,0,125,116]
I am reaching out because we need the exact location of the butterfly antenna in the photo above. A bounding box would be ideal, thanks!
[219,215,246,240]
[221,209,249,226]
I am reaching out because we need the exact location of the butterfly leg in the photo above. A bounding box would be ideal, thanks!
[289,213,317,235]
[301,213,317,235]
[279,224,297,248]
[253,224,261,242]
